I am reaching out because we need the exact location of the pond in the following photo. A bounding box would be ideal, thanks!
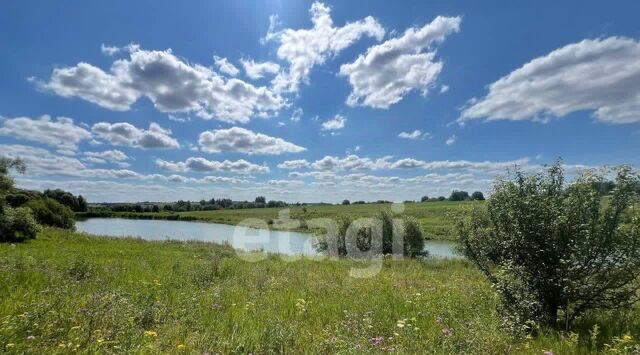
[75,218,460,258]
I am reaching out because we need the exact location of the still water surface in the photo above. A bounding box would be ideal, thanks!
[76,218,459,258]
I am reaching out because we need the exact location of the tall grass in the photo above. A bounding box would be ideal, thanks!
[0,228,638,353]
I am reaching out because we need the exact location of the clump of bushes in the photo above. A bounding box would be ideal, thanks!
[315,211,426,258]
[0,205,40,242]
[458,163,640,332]
[25,197,75,229]
[0,158,40,242]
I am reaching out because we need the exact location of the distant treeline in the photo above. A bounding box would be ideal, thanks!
[82,180,637,215]
[90,196,290,214]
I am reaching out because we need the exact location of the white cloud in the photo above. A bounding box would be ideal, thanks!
[155,157,269,174]
[0,115,92,152]
[339,16,461,108]
[321,114,346,130]
[446,134,457,145]
[1,144,144,180]
[198,127,305,155]
[266,1,385,93]
[267,179,304,187]
[39,46,285,123]
[311,155,392,171]
[290,107,303,122]
[277,159,310,169]
[213,56,240,76]
[240,59,280,80]
[92,122,179,149]
[398,129,430,140]
[84,149,129,163]
[100,44,121,56]
[460,37,640,124]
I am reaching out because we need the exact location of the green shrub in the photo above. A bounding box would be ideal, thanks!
[403,217,426,257]
[315,212,426,258]
[0,206,40,242]
[458,163,640,331]
[25,197,75,229]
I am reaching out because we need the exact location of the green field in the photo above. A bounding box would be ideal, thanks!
[1,228,639,353]
[82,201,480,241]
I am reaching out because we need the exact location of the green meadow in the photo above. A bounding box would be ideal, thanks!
[81,201,479,241]
[1,228,638,354]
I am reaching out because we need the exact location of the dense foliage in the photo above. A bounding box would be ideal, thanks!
[449,190,470,201]
[316,211,426,258]
[458,163,640,331]
[25,197,75,229]
[471,191,485,200]
[43,189,87,212]
[0,158,40,242]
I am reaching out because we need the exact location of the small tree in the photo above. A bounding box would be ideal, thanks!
[471,191,485,201]
[458,163,640,330]
[25,198,75,229]
[0,157,39,242]
[421,195,429,202]
[449,190,470,201]
[77,195,88,212]
[315,211,426,258]
[255,196,266,204]
[342,199,351,205]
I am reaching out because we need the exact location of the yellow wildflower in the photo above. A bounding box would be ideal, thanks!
[177,344,186,349]
[144,330,158,337]
[622,334,633,342]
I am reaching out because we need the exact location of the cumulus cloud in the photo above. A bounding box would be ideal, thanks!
[84,149,129,163]
[266,1,385,93]
[92,122,179,149]
[198,127,305,155]
[1,144,144,180]
[0,115,92,152]
[277,159,311,170]
[155,157,269,174]
[310,155,393,171]
[240,59,280,80]
[38,46,285,123]
[301,154,533,174]
[398,129,430,140]
[147,174,249,184]
[267,179,304,187]
[213,56,240,76]
[460,37,640,124]
[100,44,121,56]
[339,16,461,108]
[321,114,346,130]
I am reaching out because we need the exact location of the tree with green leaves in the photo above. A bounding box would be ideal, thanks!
[0,157,39,242]
[458,163,640,331]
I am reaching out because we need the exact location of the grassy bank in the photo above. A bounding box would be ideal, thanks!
[78,201,479,241]
[1,229,639,353]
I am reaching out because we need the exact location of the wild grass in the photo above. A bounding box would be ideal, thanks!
[0,228,638,353]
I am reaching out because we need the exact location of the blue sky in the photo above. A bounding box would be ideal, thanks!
[1,0,639,202]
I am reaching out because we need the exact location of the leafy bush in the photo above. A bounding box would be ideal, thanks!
[25,197,75,229]
[315,212,426,258]
[403,217,426,257]
[471,191,485,201]
[1,157,40,242]
[0,206,40,242]
[458,163,640,331]
[449,190,470,201]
